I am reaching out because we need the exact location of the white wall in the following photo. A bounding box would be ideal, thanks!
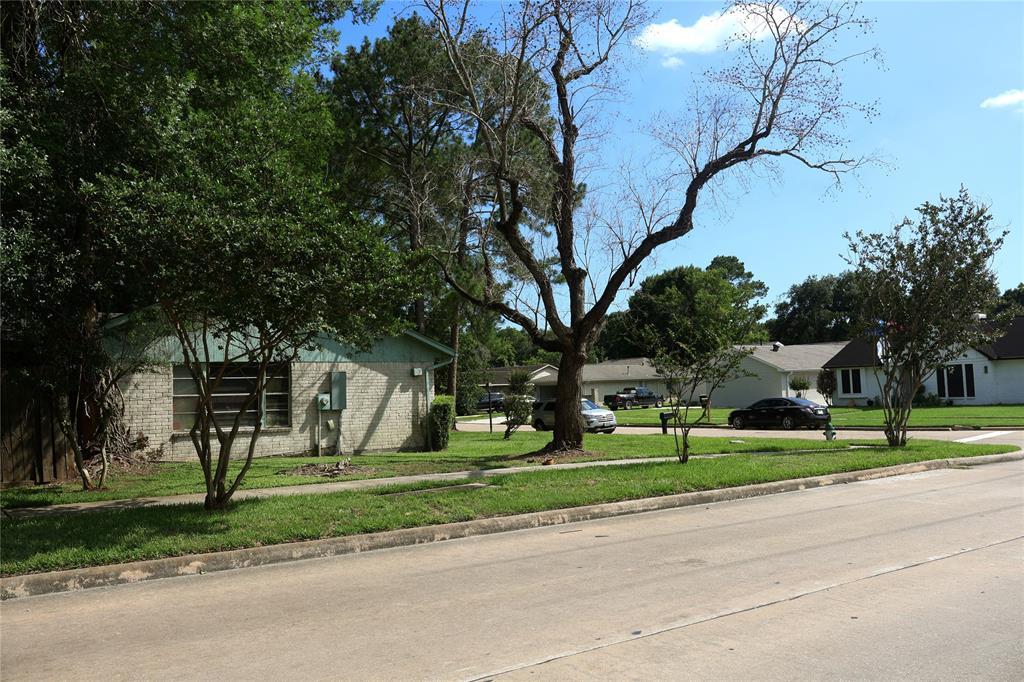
[831,352,1024,407]
[919,348,995,404]
[712,357,787,408]
[831,367,885,407]
[994,359,1024,404]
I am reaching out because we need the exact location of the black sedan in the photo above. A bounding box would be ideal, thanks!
[728,397,830,430]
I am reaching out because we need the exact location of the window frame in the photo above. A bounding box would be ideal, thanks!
[172,362,291,432]
[839,368,862,395]
[937,363,975,400]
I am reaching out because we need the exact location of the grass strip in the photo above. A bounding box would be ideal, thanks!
[0,432,857,509]
[1,440,1014,576]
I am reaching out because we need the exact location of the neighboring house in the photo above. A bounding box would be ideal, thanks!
[823,316,1024,406]
[481,365,559,400]
[481,358,668,405]
[581,357,667,404]
[712,342,849,408]
[121,330,455,460]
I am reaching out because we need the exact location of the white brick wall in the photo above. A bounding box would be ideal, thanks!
[120,361,432,462]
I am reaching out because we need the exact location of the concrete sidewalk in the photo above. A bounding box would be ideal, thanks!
[3,443,872,519]
[4,455,692,518]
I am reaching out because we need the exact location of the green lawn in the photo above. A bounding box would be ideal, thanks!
[609,404,1024,428]
[0,431,856,509]
[1,439,1014,576]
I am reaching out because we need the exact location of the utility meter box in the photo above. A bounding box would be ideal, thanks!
[316,393,331,411]
[411,367,424,377]
[330,371,346,410]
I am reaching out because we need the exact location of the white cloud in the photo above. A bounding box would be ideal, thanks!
[661,56,685,69]
[635,4,799,58]
[980,89,1024,109]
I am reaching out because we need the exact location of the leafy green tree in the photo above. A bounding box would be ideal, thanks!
[766,272,860,344]
[788,376,810,397]
[845,188,1007,446]
[1,0,376,489]
[635,262,765,462]
[502,370,535,440]
[817,369,837,407]
[990,283,1024,317]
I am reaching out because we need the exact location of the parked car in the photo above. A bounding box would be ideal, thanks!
[728,397,830,430]
[602,386,664,411]
[477,392,505,412]
[532,399,617,434]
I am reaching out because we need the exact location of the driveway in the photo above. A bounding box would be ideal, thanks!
[3,461,1021,680]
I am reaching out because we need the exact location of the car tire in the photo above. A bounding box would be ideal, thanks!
[625,401,633,410]
[732,416,745,430]
[533,419,546,431]
[655,400,663,408]
[782,416,796,430]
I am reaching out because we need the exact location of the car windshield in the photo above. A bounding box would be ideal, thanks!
[580,399,600,410]
[789,398,819,407]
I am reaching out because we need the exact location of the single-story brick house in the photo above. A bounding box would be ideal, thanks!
[122,330,455,460]
[822,316,1024,406]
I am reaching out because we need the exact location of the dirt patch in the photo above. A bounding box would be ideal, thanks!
[514,447,601,465]
[84,451,160,478]
[279,459,376,478]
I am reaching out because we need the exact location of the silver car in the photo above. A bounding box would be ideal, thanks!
[532,398,617,434]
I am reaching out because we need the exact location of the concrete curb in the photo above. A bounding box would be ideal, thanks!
[3,451,1021,600]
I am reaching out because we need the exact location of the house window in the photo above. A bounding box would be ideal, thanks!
[840,369,862,394]
[937,364,975,399]
[172,363,290,431]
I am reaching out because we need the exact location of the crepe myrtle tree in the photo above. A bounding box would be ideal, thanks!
[816,368,837,406]
[844,187,1008,447]
[636,264,764,463]
[426,0,879,452]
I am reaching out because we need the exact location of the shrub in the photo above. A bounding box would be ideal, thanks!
[428,395,455,451]
[789,376,810,397]
[816,369,836,406]
[503,369,535,440]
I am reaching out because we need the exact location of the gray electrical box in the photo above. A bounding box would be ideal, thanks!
[316,393,331,411]
[330,371,347,410]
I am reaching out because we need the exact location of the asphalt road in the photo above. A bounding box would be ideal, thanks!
[2,461,1022,681]
[461,419,1024,448]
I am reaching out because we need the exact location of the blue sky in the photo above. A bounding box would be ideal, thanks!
[335,1,1023,311]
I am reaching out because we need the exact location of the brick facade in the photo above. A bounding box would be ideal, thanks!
[120,361,432,461]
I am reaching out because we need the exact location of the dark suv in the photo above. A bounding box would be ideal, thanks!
[477,392,505,412]
[728,397,830,430]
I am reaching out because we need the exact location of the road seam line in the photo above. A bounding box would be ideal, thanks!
[955,431,1013,443]
[470,535,1024,681]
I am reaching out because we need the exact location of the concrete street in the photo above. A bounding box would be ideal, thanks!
[2,461,1022,681]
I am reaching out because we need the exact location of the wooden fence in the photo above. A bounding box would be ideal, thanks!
[1,373,74,487]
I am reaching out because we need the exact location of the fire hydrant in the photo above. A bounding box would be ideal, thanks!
[823,421,837,441]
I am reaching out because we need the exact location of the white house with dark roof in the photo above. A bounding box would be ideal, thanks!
[823,316,1024,406]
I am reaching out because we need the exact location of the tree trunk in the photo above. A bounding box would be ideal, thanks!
[449,317,460,427]
[551,348,586,451]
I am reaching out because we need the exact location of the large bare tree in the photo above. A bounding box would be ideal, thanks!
[426,0,878,451]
